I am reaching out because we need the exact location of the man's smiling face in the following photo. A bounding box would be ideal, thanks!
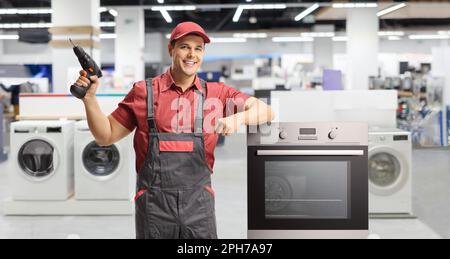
[169,34,205,78]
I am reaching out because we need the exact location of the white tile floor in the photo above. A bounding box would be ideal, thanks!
[0,133,443,239]
[369,219,440,239]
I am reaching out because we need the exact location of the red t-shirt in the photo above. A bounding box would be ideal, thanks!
[111,69,250,173]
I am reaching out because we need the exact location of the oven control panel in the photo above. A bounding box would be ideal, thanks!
[327,128,338,140]
[278,126,339,141]
[248,122,368,146]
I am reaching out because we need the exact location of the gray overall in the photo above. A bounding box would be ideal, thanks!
[134,78,218,239]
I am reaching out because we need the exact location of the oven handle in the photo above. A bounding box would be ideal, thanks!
[256,150,365,156]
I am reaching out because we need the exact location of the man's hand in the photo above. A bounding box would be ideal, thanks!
[214,97,275,136]
[74,70,99,101]
[215,114,244,136]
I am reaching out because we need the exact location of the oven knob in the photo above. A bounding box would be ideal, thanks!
[328,130,337,140]
[279,131,288,140]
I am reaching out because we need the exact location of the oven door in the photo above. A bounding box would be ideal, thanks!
[248,146,368,230]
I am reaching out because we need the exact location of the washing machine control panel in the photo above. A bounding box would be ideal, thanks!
[369,132,411,144]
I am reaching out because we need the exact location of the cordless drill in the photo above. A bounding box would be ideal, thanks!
[69,39,103,99]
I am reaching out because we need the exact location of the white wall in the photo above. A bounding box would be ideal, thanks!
[98,33,166,65]
[101,39,115,64]
[52,0,99,27]
[114,7,145,87]
[346,8,379,90]
[144,33,164,64]
[432,46,450,105]
[0,41,51,64]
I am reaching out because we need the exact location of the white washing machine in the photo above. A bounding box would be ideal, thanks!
[10,120,75,200]
[368,128,412,216]
[74,121,134,200]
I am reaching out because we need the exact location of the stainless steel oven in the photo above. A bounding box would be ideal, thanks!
[247,122,368,239]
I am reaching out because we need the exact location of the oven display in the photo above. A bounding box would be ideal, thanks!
[299,128,316,135]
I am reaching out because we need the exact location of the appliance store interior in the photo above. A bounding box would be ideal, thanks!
[1,0,450,239]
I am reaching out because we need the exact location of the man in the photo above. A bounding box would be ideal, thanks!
[74,21,274,239]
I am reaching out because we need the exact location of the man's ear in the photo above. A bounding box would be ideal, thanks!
[168,43,173,57]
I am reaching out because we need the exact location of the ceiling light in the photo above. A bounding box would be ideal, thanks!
[0,8,53,15]
[108,9,118,17]
[210,37,247,43]
[332,3,378,8]
[159,10,172,23]
[244,4,287,10]
[233,33,267,39]
[301,32,335,38]
[377,3,406,17]
[233,4,286,23]
[0,23,52,29]
[0,21,116,29]
[233,6,244,22]
[438,31,450,35]
[20,23,52,28]
[295,3,319,22]
[99,22,116,27]
[249,16,257,24]
[100,34,117,39]
[157,0,164,3]
[272,37,313,43]
[332,36,347,42]
[0,34,19,40]
[17,9,53,14]
[0,9,17,14]
[0,23,21,29]
[151,6,196,11]
[388,36,402,41]
[378,31,405,36]
[409,34,450,40]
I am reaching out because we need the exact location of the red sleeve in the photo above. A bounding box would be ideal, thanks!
[218,83,251,117]
[111,85,137,131]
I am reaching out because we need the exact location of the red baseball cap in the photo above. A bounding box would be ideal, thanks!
[169,22,211,44]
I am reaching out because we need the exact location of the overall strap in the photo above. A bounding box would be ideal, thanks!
[146,78,157,133]
[147,78,206,134]
[194,79,206,135]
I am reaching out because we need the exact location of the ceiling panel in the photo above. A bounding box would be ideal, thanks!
[0,1,449,33]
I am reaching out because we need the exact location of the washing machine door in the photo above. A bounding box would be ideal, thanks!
[368,146,408,196]
[18,139,55,179]
[82,141,120,177]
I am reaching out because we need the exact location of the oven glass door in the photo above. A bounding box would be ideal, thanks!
[265,160,348,219]
[248,146,368,230]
